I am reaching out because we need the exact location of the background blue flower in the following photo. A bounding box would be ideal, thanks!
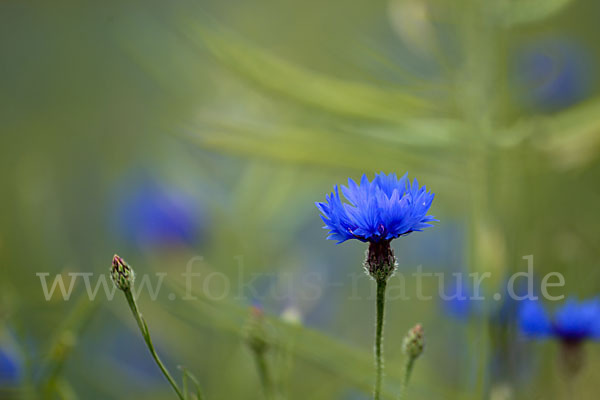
[519,298,600,342]
[514,38,592,112]
[110,177,205,250]
[440,275,482,321]
[0,346,21,386]
[317,172,436,243]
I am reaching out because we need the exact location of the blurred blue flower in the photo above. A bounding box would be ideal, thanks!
[441,278,479,321]
[111,178,204,249]
[316,172,436,243]
[0,346,21,386]
[514,38,591,112]
[491,280,525,326]
[440,271,498,322]
[487,281,537,385]
[519,298,600,342]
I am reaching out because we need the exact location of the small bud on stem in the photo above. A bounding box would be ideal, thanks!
[244,305,270,355]
[111,254,135,291]
[109,254,188,400]
[399,324,425,399]
[402,323,424,360]
[243,305,275,400]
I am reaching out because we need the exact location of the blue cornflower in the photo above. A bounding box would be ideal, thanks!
[514,38,591,112]
[317,172,435,281]
[441,276,482,321]
[110,178,204,250]
[316,172,436,244]
[519,298,600,343]
[318,173,436,399]
[0,346,21,386]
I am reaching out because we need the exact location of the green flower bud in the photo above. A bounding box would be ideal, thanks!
[402,323,424,360]
[243,305,269,355]
[111,254,135,291]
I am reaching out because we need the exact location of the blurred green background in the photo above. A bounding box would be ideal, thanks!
[1,0,600,399]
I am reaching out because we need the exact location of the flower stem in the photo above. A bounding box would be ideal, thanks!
[374,277,387,400]
[123,289,185,400]
[398,357,415,400]
[252,350,274,400]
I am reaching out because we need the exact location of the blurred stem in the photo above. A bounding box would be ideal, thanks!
[39,295,97,399]
[559,341,584,398]
[374,277,387,400]
[252,350,274,400]
[41,332,76,398]
[398,357,415,400]
[281,326,299,399]
[460,1,499,397]
[55,379,78,400]
[123,289,185,400]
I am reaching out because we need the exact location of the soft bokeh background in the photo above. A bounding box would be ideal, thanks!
[1,0,600,399]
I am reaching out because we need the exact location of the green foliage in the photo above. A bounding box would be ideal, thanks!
[491,0,575,27]
[1,0,600,399]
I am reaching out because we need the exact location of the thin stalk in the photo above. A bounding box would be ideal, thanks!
[398,357,415,400]
[123,290,185,400]
[374,277,388,400]
[39,295,97,397]
[253,351,274,400]
[179,366,205,400]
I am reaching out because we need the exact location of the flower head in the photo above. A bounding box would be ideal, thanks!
[519,298,600,343]
[316,172,436,244]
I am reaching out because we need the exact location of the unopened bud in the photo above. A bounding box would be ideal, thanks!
[402,323,424,360]
[243,305,269,355]
[111,254,135,291]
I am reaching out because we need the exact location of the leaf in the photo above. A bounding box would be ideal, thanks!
[501,97,600,169]
[492,0,575,27]
[181,117,466,182]
[179,24,437,124]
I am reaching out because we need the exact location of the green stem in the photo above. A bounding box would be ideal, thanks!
[253,351,274,400]
[124,290,185,400]
[374,277,387,400]
[179,366,205,400]
[254,352,273,400]
[398,357,415,400]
